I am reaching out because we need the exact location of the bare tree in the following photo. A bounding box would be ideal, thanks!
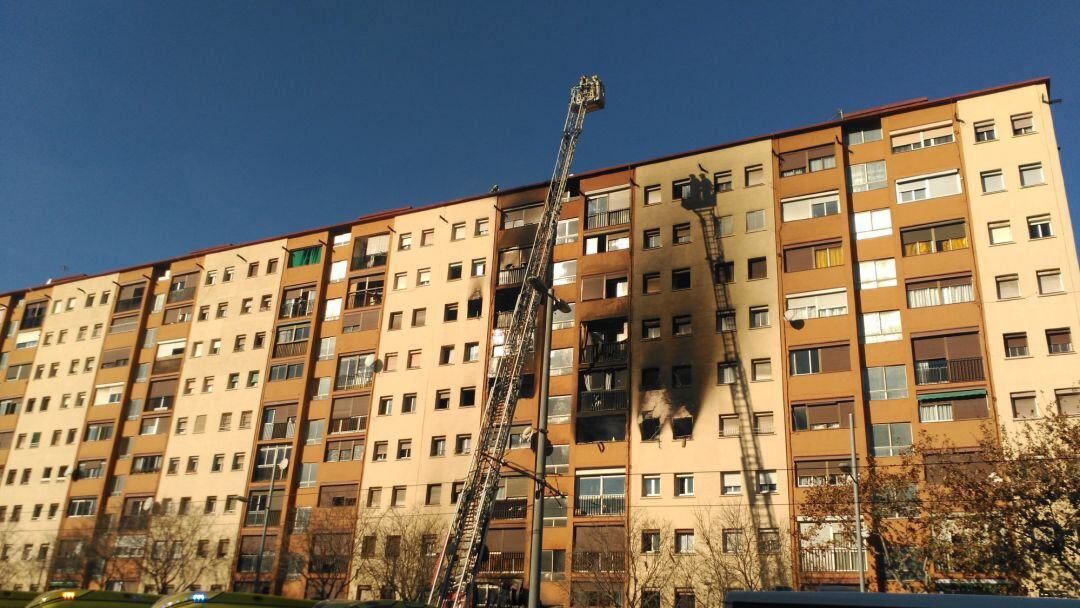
[285,506,373,600]
[127,510,226,594]
[0,523,26,589]
[353,507,445,602]
[690,505,791,603]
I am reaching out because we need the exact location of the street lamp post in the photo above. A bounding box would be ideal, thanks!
[253,456,288,593]
[846,413,866,592]
[526,276,571,608]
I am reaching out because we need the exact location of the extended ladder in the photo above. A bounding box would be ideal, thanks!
[429,75,605,608]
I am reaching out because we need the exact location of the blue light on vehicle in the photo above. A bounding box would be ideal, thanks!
[192,593,207,602]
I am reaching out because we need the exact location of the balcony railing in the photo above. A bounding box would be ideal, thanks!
[914,357,984,385]
[491,498,528,520]
[261,420,296,441]
[578,390,628,413]
[167,287,195,304]
[330,415,368,435]
[278,299,313,319]
[272,341,307,359]
[336,371,374,391]
[20,315,45,330]
[236,553,275,572]
[800,547,863,572]
[251,466,289,483]
[497,266,526,286]
[114,297,143,313]
[572,551,626,573]
[347,288,384,309]
[580,343,628,365]
[153,357,182,375]
[575,494,626,517]
[494,311,513,329]
[480,551,525,574]
[351,253,388,270]
[117,514,150,531]
[585,208,631,230]
[244,509,282,527]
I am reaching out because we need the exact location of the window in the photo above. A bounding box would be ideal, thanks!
[749,306,769,328]
[447,262,463,281]
[671,180,690,200]
[906,275,974,308]
[854,209,892,240]
[402,393,418,413]
[1046,328,1073,354]
[644,185,661,205]
[439,345,455,365]
[789,344,849,375]
[556,218,579,244]
[675,530,695,554]
[550,348,573,376]
[745,209,765,232]
[547,396,571,425]
[455,434,472,455]
[721,472,743,495]
[980,170,1005,193]
[715,310,736,332]
[467,297,482,318]
[756,470,778,493]
[846,123,882,145]
[896,170,963,203]
[672,268,691,290]
[989,221,1013,245]
[642,475,660,497]
[288,245,322,268]
[1011,392,1038,419]
[847,160,887,192]
[546,444,569,474]
[781,191,840,222]
[502,204,544,229]
[1011,112,1034,136]
[1028,215,1053,239]
[747,257,767,280]
[323,298,341,321]
[672,365,692,388]
[642,318,661,340]
[642,272,661,294]
[674,474,694,497]
[779,145,835,177]
[416,268,431,286]
[1003,332,1030,358]
[1055,389,1080,416]
[716,362,736,385]
[901,221,968,256]
[785,289,848,320]
[1038,269,1064,295]
[396,439,412,460]
[1019,163,1045,187]
[673,223,691,245]
[863,365,908,400]
[872,422,912,456]
[412,308,426,327]
[861,310,902,343]
[476,217,490,236]
[753,413,774,434]
[974,120,996,142]
[553,260,577,285]
[717,214,733,236]
[751,359,772,381]
[890,121,954,153]
[712,170,733,192]
[996,274,1020,299]
[671,315,692,337]
[393,273,407,290]
[643,228,661,249]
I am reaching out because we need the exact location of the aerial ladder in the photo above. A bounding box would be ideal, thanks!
[428,75,606,608]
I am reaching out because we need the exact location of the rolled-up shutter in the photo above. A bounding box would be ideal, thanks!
[148,379,178,399]
[779,150,807,174]
[913,337,946,360]
[581,276,605,301]
[318,484,358,507]
[784,245,814,272]
[807,145,834,160]
[504,477,531,498]
[819,344,850,373]
[945,333,980,358]
[331,395,370,418]
[100,347,132,368]
[807,404,839,427]
[953,395,989,420]
[573,526,623,551]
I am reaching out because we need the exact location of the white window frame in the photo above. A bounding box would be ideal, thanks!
[858,259,897,290]
[861,310,903,344]
[785,288,848,320]
[896,170,962,204]
[853,209,892,240]
[780,191,840,223]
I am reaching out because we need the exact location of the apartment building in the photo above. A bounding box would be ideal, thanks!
[0,77,1076,599]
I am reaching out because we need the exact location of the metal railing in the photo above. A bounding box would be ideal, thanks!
[800,547,862,572]
[351,253,387,270]
[494,311,513,329]
[330,415,367,435]
[572,551,626,573]
[491,498,528,520]
[336,371,374,390]
[167,286,195,303]
[574,494,626,517]
[347,288,384,309]
[114,297,143,313]
[117,514,150,531]
[153,357,182,375]
[497,266,526,286]
[261,420,296,441]
[479,551,525,573]
[580,343,627,365]
[278,299,313,319]
[272,341,307,359]
[251,466,288,483]
[578,390,628,413]
[585,208,631,230]
[914,357,984,385]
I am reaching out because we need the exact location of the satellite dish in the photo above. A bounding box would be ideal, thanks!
[278,458,290,470]
[783,309,797,322]
[520,426,535,443]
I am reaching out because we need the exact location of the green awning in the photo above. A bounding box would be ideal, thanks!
[917,389,987,402]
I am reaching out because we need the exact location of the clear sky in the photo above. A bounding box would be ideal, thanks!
[2,1,1079,291]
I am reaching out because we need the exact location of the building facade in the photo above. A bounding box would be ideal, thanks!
[0,78,1076,599]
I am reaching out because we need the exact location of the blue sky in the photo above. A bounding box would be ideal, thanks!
[2,1,1079,291]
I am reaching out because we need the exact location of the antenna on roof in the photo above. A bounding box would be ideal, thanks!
[835,108,845,120]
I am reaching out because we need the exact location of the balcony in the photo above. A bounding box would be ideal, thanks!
[578,390,628,413]
[251,465,289,483]
[479,551,525,574]
[336,371,374,391]
[346,288,383,309]
[585,208,631,230]
[167,287,195,304]
[272,341,307,359]
[236,553,275,573]
[914,357,984,385]
[800,547,863,573]
[261,420,296,441]
[153,357,182,375]
[580,343,627,366]
[330,415,368,435]
[144,396,174,412]
[574,494,626,517]
[572,551,626,573]
[351,253,387,270]
[494,311,513,330]
[244,508,282,527]
[114,297,144,313]
[497,266,526,286]
[117,514,150,531]
[278,299,313,320]
[491,498,528,520]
